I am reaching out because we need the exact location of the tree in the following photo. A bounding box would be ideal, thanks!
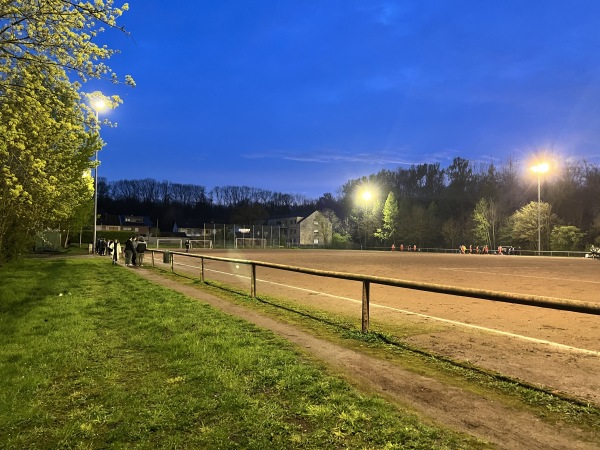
[443,157,476,218]
[374,192,399,245]
[0,1,132,262]
[472,198,502,248]
[550,226,585,251]
[442,218,461,249]
[0,1,134,87]
[363,197,382,248]
[510,201,557,250]
[401,202,439,248]
[54,169,95,248]
[0,65,100,261]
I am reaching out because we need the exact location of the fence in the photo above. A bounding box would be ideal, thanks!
[150,250,600,333]
[147,224,286,249]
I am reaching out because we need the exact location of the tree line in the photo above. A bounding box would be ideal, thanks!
[340,157,600,251]
[98,156,600,252]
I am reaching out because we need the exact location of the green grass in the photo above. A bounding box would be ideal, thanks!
[0,258,488,449]
[181,276,600,435]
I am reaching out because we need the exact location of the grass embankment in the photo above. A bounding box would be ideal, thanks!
[0,257,486,449]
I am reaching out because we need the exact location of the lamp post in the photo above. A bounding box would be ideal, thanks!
[531,162,549,256]
[91,97,107,253]
[362,190,372,250]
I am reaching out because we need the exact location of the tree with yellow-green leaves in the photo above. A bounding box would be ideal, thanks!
[374,192,399,245]
[0,1,133,262]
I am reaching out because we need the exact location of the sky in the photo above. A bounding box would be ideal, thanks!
[90,0,600,199]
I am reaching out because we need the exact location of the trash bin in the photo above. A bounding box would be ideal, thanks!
[163,251,171,264]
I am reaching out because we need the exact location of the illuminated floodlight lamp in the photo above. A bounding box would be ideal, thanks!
[531,162,549,174]
[91,98,107,113]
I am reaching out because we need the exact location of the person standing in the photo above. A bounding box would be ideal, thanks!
[99,238,107,256]
[125,236,135,267]
[131,237,138,266]
[136,237,147,267]
[112,239,120,265]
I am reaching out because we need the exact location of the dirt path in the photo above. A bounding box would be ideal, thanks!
[133,267,598,450]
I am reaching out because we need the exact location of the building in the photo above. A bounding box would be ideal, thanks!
[172,221,205,237]
[96,214,153,236]
[268,211,332,247]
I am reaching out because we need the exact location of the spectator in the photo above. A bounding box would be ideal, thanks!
[136,237,147,267]
[125,237,136,267]
[131,237,138,266]
[112,239,120,265]
[99,238,107,256]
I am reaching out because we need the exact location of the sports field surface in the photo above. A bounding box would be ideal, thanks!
[155,249,600,405]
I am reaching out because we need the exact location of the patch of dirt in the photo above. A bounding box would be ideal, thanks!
[133,265,599,450]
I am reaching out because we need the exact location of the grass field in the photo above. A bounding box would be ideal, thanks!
[0,257,487,449]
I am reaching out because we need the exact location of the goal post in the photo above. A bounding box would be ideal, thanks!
[235,237,267,249]
[156,238,183,249]
[188,239,213,249]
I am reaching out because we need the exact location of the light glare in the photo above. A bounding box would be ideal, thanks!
[531,162,549,173]
[92,98,107,111]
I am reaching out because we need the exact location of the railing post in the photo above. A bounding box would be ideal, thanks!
[362,280,370,332]
[171,253,174,273]
[151,251,155,268]
[200,257,205,283]
[251,263,257,298]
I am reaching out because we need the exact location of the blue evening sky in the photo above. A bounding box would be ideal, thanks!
[92,1,600,199]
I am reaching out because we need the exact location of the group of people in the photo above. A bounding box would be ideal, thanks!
[124,236,147,266]
[459,245,516,255]
[390,244,418,252]
[388,243,513,255]
[95,236,147,266]
[459,244,490,254]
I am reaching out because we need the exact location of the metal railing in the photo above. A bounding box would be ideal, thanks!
[150,250,600,332]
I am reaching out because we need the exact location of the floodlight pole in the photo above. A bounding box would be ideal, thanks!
[362,191,372,250]
[532,162,548,256]
[93,109,99,253]
[364,201,368,250]
[537,171,541,256]
[91,96,107,254]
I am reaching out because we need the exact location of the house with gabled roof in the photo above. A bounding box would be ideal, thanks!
[268,211,332,247]
[96,214,153,236]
